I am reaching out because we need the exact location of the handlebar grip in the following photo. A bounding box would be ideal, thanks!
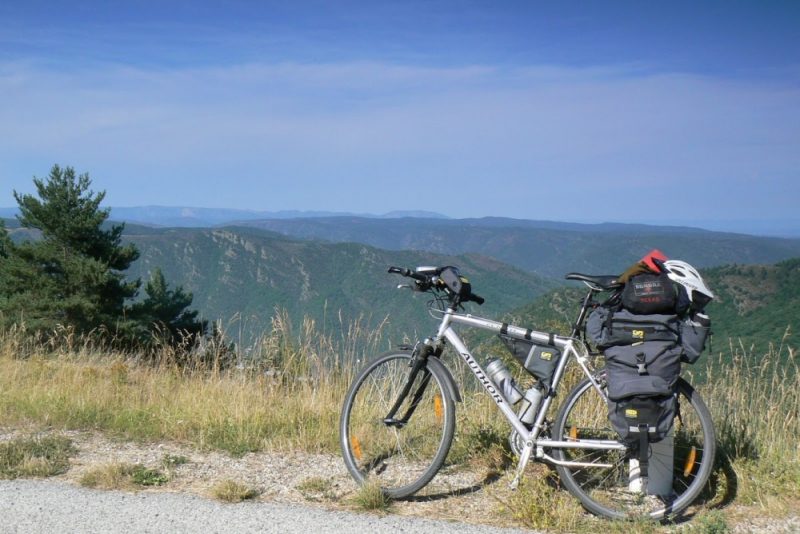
[388,266,430,281]
[470,293,485,305]
[388,266,415,277]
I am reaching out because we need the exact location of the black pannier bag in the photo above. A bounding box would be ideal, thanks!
[604,341,681,443]
[586,307,680,350]
[500,335,561,390]
[621,272,677,314]
[680,312,711,364]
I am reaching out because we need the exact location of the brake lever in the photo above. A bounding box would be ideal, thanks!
[396,284,413,290]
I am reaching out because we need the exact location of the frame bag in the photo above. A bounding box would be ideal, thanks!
[500,335,561,390]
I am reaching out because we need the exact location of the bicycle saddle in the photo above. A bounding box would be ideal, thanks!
[564,273,622,291]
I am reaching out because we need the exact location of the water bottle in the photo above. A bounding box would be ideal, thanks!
[485,359,522,404]
[517,385,544,425]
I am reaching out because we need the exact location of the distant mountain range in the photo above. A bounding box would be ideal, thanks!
[2,206,798,237]
[232,216,800,279]
[0,206,449,228]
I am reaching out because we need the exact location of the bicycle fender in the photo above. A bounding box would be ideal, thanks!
[427,356,462,403]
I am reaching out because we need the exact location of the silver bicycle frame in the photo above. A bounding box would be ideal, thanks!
[432,307,625,488]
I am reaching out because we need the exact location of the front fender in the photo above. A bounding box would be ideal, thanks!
[426,356,462,403]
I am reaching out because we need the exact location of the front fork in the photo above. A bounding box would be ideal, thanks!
[382,342,435,427]
[378,339,550,492]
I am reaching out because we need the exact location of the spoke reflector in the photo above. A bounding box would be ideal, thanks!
[351,436,363,462]
[569,426,578,440]
[683,446,697,477]
[434,394,443,423]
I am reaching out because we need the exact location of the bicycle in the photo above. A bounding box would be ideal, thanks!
[340,265,716,520]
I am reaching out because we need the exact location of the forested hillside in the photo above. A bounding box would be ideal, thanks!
[8,207,798,354]
[122,226,556,342]
[701,259,800,352]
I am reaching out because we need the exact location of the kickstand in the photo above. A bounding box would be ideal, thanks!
[509,440,534,489]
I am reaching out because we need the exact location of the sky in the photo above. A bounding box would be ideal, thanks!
[1,1,799,227]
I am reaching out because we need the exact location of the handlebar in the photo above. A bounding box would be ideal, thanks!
[387,265,484,306]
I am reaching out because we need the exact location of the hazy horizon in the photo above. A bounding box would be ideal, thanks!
[3,204,799,238]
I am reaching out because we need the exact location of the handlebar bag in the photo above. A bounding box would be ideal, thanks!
[500,335,561,390]
[604,341,681,443]
[587,308,680,349]
[439,266,473,299]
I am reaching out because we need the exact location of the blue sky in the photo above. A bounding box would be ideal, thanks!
[1,1,798,225]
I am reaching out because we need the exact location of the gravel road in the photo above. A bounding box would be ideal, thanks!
[0,479,533,534]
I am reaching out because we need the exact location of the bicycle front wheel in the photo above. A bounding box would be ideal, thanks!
[553,377,716,519]
[340,351,456,498]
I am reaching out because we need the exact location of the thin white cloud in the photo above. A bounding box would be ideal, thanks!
[0,60,798,219]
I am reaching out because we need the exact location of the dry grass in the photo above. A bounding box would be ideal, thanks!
[697,337,800,512]
[491,468,584,531]
[210,479,260,502]
[350,479,392,512]
[0,435,75,479]
[296,476,337,501]
[1,313,798,522]
[0,313,384,456]
[79,462,169,489]
[79,463,137,490]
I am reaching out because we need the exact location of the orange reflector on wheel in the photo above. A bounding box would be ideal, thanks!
[569,426,578,440]
[434,394,444,423]
[683,446,697,477]
[351,436,363,462]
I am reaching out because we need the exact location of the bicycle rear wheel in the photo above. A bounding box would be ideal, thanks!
[340,351,455,498]
[553,376,716,519]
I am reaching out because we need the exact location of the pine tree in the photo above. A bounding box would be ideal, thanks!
[2,165,207,354]
[1,165,139,334]
[0,219,10,259]
[131,267,207,345]
[0,220,13,318]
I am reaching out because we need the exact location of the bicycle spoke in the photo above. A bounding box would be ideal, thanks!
[554,377,715,519]
[341,352,455,498]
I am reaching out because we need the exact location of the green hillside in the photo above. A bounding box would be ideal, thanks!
[122,226,556,344]
[237,216,800,278]
[9,212,796,356]
[499,259,800,358]
[700,259,800,352]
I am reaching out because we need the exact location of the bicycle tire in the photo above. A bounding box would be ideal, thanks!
[340,350,456,499]
[553,376,716,519]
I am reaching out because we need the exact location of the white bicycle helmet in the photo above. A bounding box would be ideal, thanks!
[662,260,714,302]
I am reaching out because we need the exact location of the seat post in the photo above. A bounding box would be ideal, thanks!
[570,289,596,338]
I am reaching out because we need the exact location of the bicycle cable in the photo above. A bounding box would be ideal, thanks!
[426,293,449,319]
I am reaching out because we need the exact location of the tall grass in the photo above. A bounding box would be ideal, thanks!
[697,335,800,508]
[1,313,798,510]
[0,312,386,455]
